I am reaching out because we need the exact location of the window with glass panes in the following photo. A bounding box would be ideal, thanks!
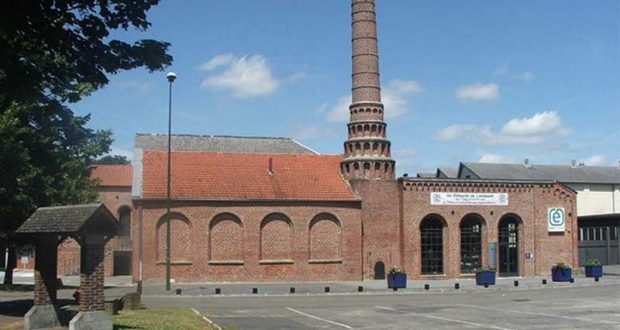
[421,216,444,274]
[460,216,482,273]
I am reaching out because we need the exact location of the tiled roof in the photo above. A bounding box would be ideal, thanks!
[16,203,119,235]
[461,162,620,184]
[135,134,317,154]
[141,151,357,201]
[91,165,133,187]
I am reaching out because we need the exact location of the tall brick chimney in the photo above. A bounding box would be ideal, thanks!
[341,0,395,180]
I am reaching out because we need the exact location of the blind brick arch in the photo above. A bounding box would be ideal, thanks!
[209,213,243,262]
[156,212,191,261]
[260,213,293,261]
[309,213,342,260]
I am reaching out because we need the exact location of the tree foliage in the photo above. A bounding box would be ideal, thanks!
[0,0,172,281]
[94,155,130,165]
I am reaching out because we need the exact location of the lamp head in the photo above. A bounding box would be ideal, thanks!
[166,72,177,82]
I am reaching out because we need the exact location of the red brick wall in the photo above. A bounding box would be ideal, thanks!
[57,186,132,276]
[134,202,362,283]
[349,180,402,279]
[400,180,577,279]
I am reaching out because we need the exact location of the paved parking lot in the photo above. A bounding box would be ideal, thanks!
[144,283,620,329]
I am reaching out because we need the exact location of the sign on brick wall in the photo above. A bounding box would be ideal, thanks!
[547,207,566,232]
[430,192,508,206]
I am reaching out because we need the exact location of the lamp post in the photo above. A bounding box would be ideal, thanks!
[165,72,176,291]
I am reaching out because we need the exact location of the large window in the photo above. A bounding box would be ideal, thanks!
[421,216,444,274]
[460,215,483,273]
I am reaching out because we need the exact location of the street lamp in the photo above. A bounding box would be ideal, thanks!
[165,72,176,291]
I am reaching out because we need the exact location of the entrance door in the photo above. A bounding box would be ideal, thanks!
[374,261,385,280]
[499,218,519,276]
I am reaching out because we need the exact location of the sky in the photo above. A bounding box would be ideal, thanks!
[73,0,620,176]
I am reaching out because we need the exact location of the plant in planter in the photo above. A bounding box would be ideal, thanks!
[387,266,407,290]
[584,259,603,278]
[551,262,572,282]
[474,266,496,286]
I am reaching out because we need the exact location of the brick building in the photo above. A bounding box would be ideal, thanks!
[57,0,579,282]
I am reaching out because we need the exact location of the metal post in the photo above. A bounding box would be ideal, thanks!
[165,72,176,291]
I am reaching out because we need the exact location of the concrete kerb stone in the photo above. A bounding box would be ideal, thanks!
[135,276,620,298]
[69,311,112,330]
[24,305,61,330]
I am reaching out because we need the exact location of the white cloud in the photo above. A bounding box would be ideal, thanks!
[286,71,307,83]
[325,96,352,123]
[200,53,235,71]
[456,83,500,102]
[292,126,336,140]
[515,71,534,81]
[493,64,509,76]
[201,54,279,98]
[324,79,423,123]
[434,111,571,145]
[479,153,514,163]
[584,155,607,166]
[393,148,418,160]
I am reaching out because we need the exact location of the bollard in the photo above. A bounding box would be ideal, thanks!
[424,284,430,291]
[542,279,547,285]
[325,286,330,293]
[290,287,295,294]
[358,286,364,292]
[484,284,489,288]
[454,283,460,290]
[514,280,519,287]
[569,278,574,283]
[215,288,221,295]
[595,277,599,282]
[252,288,258,294]
[175,288,182,295]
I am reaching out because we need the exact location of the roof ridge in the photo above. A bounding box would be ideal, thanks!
[135,133,293,140]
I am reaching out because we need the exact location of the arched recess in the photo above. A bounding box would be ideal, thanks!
[309,213,342,260]
[498,214,523,276]
[209,213,243,262]
[420,214,447,275]
[117,206,132,250]
[460,213,486,273]
[260,213,293,260]
[156,212,191,262]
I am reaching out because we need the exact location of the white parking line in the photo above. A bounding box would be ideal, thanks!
[286,307,353,329]
[190,308,223,330]
[375,306,515,330]
[454,304,620,325]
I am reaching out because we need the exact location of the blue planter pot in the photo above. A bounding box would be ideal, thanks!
[551,267,572,282]
[585,265,603,278]
[475,271,496,285]
[387,273,407,289]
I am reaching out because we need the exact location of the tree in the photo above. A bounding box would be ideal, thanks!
[0,0,172,283]
[94,155,131,165]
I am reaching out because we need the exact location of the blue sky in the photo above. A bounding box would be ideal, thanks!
[74,0,620,176]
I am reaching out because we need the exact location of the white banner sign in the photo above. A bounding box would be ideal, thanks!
[547,207,566,232]
[430,192,508,206]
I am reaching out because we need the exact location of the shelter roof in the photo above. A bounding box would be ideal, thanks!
[140,151,357,201]
[16,203,119,236]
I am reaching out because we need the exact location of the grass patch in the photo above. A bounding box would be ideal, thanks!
[113,308,217,330]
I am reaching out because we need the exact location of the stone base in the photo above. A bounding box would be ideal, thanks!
[24,304,61,330]
[69,311,113,330]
